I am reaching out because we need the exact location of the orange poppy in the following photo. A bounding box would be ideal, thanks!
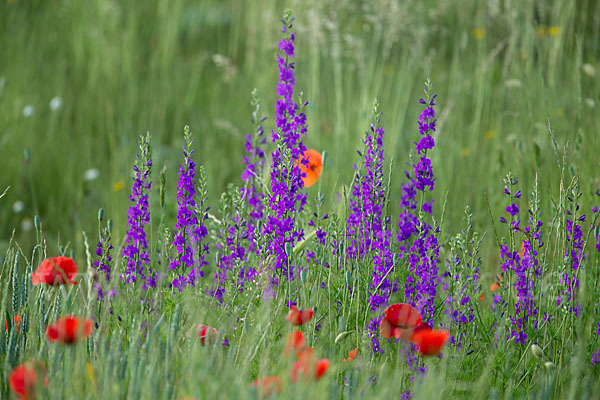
[343,347,358,362]
[379,303,422,340]
[251,376,283,397]
[46,316,92,344]
[297,149,322,188]
[286,306,314,326]
[410,329,450,356]
[196,325,218,346]
[490,282,501,292]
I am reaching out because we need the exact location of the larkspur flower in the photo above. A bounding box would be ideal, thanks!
[399,80,440,325]
[346,100,395,354]
[497,175,544,345]
[93,218,113,300]
[261,9,309,289]
[170,127,209,291]
[122,133,155,289]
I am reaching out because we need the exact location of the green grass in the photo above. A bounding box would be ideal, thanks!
[1,0,600,398]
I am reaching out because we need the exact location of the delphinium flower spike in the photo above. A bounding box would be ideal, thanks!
[170,126,209,291]
[261,9,309,290]
[122,132,155,289]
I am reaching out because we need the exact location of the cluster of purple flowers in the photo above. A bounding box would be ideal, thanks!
[399,81,440,324]
[346,101,395,354]
[170,127,209,292]
[498,176,544,345]
[557,201,586,316]
[441,208,481,350]
[122,133,155,289]
[93,216,114,300]
[262,10,309,286]
[241,89,267,224]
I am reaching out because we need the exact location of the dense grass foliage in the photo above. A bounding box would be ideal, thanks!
[1,0,600,399]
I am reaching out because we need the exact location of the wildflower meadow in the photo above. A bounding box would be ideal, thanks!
[2,1,600,399]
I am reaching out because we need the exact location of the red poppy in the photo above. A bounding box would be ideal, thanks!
[290,356,329,383]
[297,149,323,188]
[46,316,92,344]
[410,329,450,356]
[379,303,422,340]
[286,306,314,326]
[197,324,218,346]
[250,376,283,397]
[343,347,358,362]
[9,360,47,399]
[32,256,78,286]
[5,315,22,334]
[478,292,485,302]
[284,330,307,358]
[490,282,501,292]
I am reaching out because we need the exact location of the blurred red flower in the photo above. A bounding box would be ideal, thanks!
[46,316,92,344]
[411,329,450,356]
[32,256,78,286]
[251,376,283,397]
[196,324,218,346]
[284,330,307,358]
[5,315,22,334]
[9,360,47,399]
[285,306,314,326]
[379,303,422,341]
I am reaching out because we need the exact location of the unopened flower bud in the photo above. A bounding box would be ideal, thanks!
[335,331,352,344]
[300,269,308,284]
[98,208,104,222]
[544,361,556,370]
[531,343,544,359]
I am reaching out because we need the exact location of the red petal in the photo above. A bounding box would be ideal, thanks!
[412,329,449,356]
[383,303,421,328]
[314,359,329,380]
[379,316,394,338]
[284,331,306,357]
[286,306,313,326]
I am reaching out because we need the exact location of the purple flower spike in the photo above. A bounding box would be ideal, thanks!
[122,133,155,289]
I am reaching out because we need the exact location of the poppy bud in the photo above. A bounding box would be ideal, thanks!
[285,242,292,257]
[300,269,307,284]
[544,361,556,370]
[107,219,113,233]
[334,331,352,344]
[531,343,544,359]
[321,151,328,166]
[98,208,104,222]
[34,215,41,231]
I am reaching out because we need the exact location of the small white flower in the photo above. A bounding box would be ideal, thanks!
[505,79,524,89]
[84,168,100,181]
[12,200,25,213]
[582,63,596,77]
[21,217,33,232]
[23,105,35,117]
[585,98,595,108]
[49,96,63,111]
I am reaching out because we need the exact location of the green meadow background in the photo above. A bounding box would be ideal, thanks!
[1,0,599,256]
[1,1,600,399]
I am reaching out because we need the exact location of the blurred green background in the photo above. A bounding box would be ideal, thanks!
[1,0,599,257]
